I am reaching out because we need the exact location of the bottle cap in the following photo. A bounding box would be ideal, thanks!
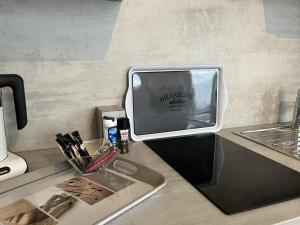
[117,117,130,130]
[103,116,116,122]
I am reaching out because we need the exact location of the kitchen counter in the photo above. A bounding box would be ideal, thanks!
[1,125,300,225]
[0,148,71,194]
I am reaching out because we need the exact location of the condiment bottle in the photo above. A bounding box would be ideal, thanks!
[103,116,118,146]
[117,117,130,154]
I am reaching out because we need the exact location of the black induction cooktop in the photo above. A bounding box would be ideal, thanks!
[145,134,300,214]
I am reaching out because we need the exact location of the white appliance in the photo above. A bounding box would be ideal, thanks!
[0,74,27,182]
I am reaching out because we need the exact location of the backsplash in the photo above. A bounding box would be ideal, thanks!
[0,0,121,61]
[0,0,299,152]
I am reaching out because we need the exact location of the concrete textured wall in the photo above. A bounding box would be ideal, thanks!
[0,0,299,152]
[0,0,121,61]
[264,0,300,39]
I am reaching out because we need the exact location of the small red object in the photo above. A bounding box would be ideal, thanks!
[85,147,118,174]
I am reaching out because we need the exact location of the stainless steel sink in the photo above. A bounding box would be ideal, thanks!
[235,124,300,160]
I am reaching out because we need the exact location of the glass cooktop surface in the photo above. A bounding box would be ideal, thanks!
[145,134,300,214]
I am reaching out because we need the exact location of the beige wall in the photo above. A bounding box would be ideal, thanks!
[0,0,299,152]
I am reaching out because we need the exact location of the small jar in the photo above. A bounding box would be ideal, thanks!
[117,118,130,154]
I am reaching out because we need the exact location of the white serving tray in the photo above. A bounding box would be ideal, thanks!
[125,66,228,141]
[0,156,166,225]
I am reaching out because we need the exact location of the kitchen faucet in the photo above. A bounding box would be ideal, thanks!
[291,89,300,130]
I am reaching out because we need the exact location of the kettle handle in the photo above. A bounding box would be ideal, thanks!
[0,74,27,130]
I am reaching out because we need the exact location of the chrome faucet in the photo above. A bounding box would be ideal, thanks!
[291,89,300,130]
